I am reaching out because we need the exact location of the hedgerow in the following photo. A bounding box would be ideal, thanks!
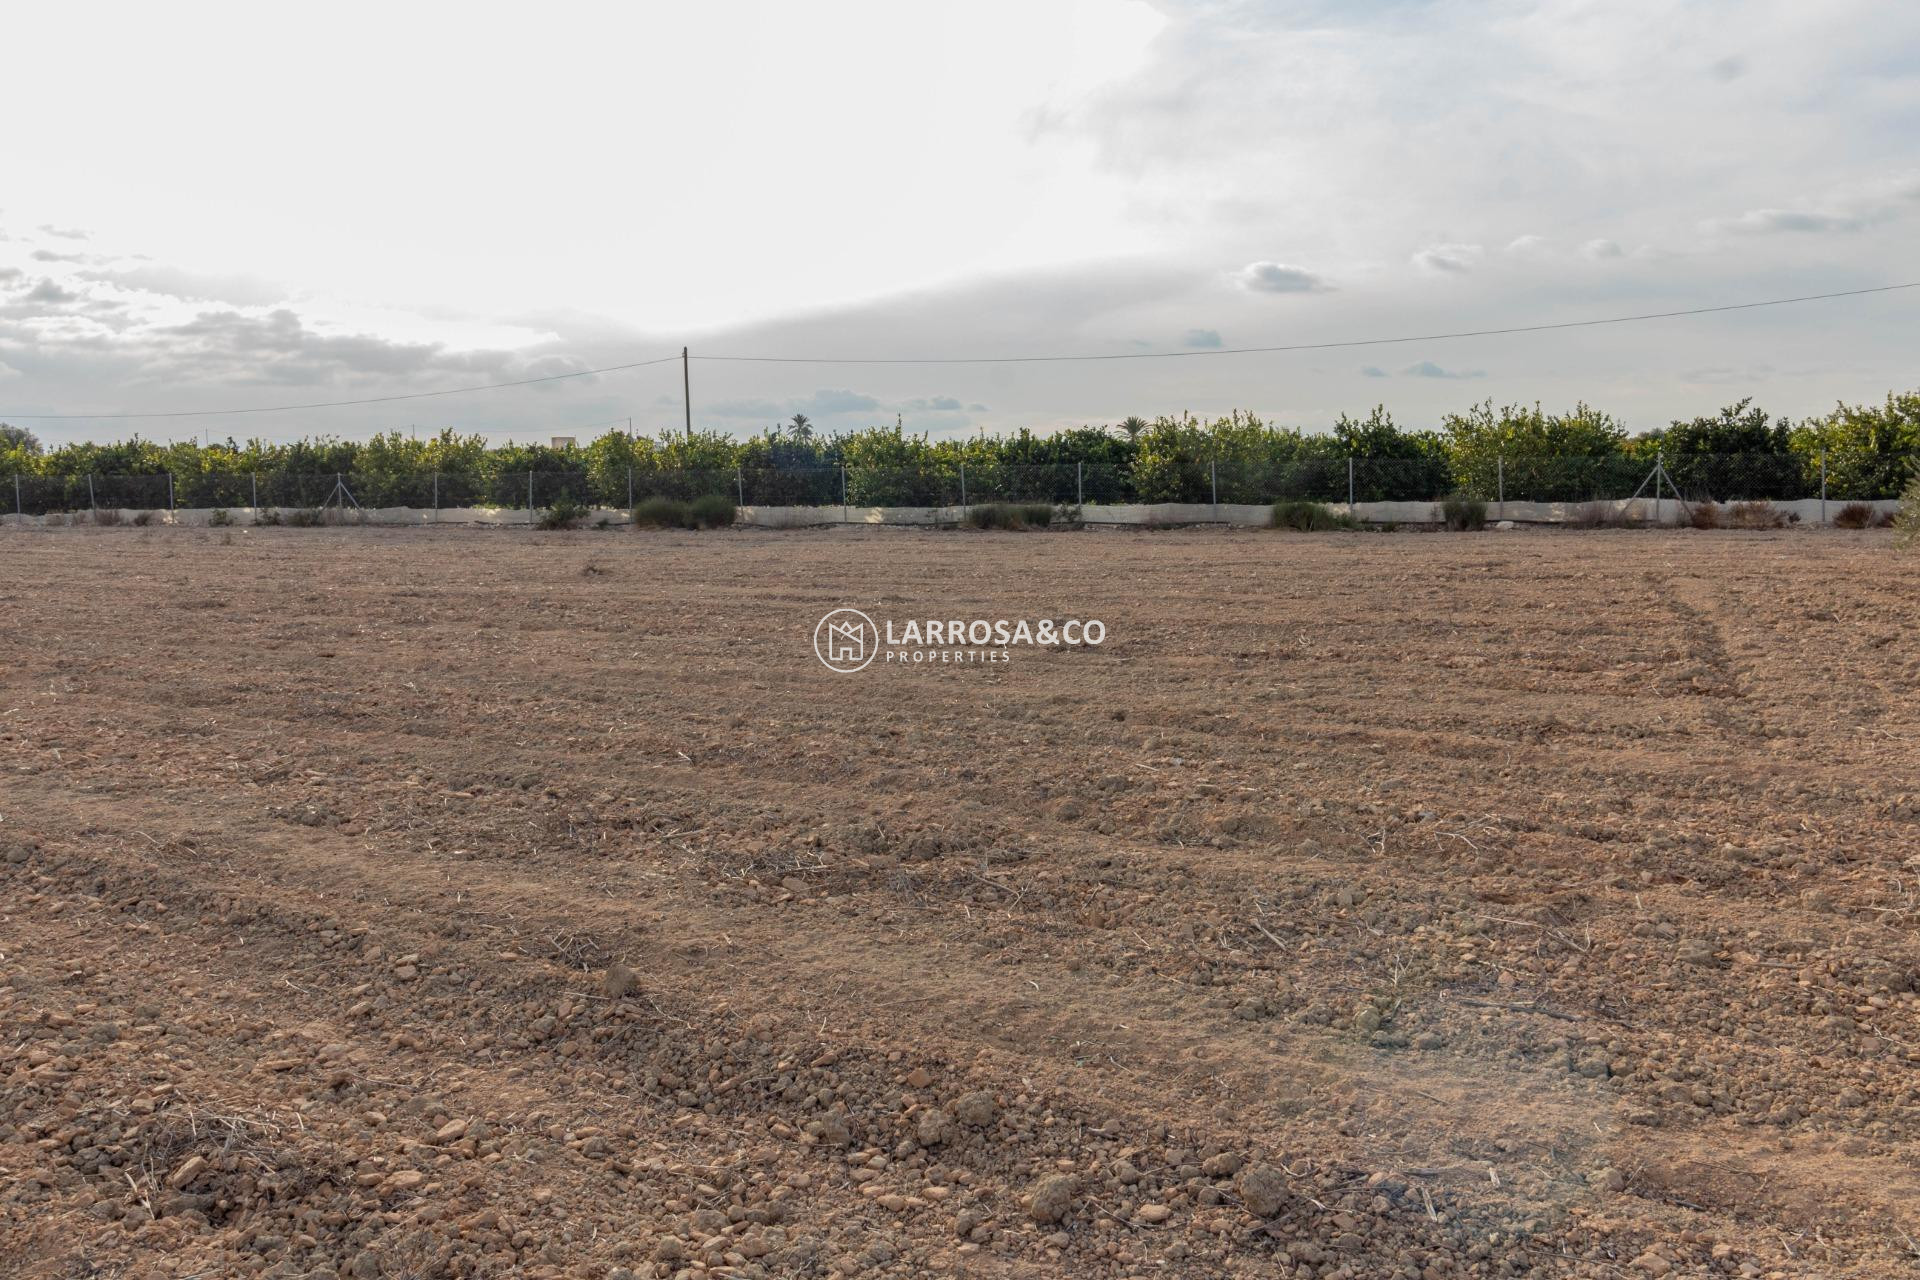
[2,391,1916,516]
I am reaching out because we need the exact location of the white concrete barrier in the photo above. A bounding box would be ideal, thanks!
[0,496,1903,530]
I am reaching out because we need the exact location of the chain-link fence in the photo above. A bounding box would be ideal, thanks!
[5,452,1915,517]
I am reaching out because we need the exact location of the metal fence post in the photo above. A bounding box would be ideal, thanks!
[433,471,439,511]
[251,471,258,510]
[1496,456,1504,515]
[527,470,534,521]
[1347,457,1355,510]
[840,464,848,508]
[1210,459,1218,507]
[736,468,745,508]
[1819,450,1827,525]
[168,472,175,511]
[13,474,20,518]
[1076,461,1084,507]
[959,461,967,514]
[88,473,96,511]
[626,465,633,511]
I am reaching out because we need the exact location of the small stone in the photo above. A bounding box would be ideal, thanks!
[1352,1007,1382,1035]
[1136,1203,1171,1224]
[904,1067,934,1088]
[603,962,639,999]
[1235,1163,1288,1217]
[434,1119,469,1144]
[167,1155,207,1189]
[915,1109,951,1146]
[952,1090,997,1127]
[1589,1167,1625,1193]
[384,1170,426,1193]
[1201,1152,1244,1178]
[1677,938,1716,966]
[1413,1031,1446,1050]
[1028,1174,1075,1224]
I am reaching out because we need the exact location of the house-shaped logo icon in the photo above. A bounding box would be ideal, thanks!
[813,608,879,673]
[826,619,865,665]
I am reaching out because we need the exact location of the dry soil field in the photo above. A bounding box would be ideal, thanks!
[3,524,1918,1280]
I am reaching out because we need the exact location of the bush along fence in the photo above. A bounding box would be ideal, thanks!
[4,451,1916,518]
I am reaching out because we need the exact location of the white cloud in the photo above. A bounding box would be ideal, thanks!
[3,3,1920,443]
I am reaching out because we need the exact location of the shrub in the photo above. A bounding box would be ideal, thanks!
[92,508,122,526]
[631,496,691,528]
[538,497,590,530]
[255,509,283,526]
[688,494,736,529]
[1898,473,1920,546]
[284,508,326,527]
[1438,492,1486,531]
[963,502,1055,530]
[131,510,156,526]
[209,508,234,527]
[1271,499,1355,531]
[1832,501,1874,529]
[1689,500,1721,529]
[1568,501,1646,529]
[1726,500,1785,530]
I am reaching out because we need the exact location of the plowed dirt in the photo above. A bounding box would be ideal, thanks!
[3,524,1917,1279]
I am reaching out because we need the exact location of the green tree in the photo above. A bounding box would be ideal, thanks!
[1792,391,1920,499]
[1441,401,1632,502]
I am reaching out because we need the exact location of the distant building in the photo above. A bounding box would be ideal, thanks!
[551,436,577,450]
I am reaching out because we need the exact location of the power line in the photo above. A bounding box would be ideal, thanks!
[1,280,1914,420]
[692,281,1920,364]
[0,353,681,420]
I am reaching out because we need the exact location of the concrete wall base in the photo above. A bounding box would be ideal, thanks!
[0,496,1902,530]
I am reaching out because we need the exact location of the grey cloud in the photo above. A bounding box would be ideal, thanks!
[1505,235,1549,254]
[149,307,572,389]
[32,250,89,264]
[1412,244,1481,273]
[81,263,287,306]
[901,394,965,412]
[1710,55,1747,82]
[805,388,881,414]
[705,387,885,422]
[1710,208,1865,234]
[1580,239,1624,259]
[1401,360,1484,379]
[0,267,21,284]
[26,279,80,304]
[967,403,988,413]
[1360,365,1389,378]
[37,225,89,240]
[1236,262,1329,293]
[1183,328,1223,348]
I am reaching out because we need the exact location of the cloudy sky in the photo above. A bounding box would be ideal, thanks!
[3,0,1917,447]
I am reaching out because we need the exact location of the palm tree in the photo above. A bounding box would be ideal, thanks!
[789,413,813,440]
[1115,415,1149,442]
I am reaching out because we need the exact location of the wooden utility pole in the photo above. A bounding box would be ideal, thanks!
[682,347,692,443]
